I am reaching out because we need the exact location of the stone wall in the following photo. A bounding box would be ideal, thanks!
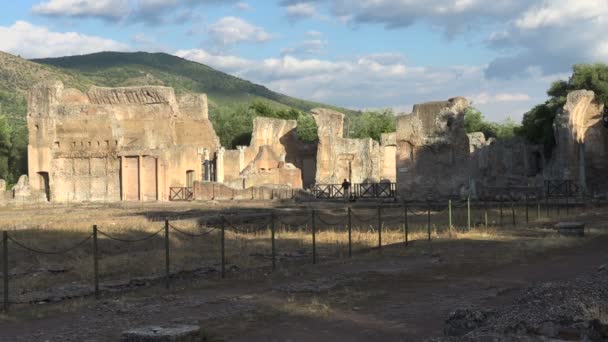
[221,116,311,190]
[396,98,471,199]
[550,90,608,195]
[312,108,381,184]
[27,81,220,202]
[193,181,306,201]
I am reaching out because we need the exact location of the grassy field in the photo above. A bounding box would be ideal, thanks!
[0,201,601,307]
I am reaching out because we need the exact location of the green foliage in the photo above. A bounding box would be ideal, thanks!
[0,112,27,185]
[210,100,319,148]
[346,109,396,141]
[516,104,557,149]
[569,63,608,105]
[464,107,519,140]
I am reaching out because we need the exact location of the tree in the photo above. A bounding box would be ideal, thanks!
[0,115,11,181]
[347,109,396,141]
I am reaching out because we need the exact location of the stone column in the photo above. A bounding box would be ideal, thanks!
[138,155,143,201]
[216,147,225,183]
[579,142,587,196]
[237,146,247,173]
[120,156,126,201]
[203,148,210,181]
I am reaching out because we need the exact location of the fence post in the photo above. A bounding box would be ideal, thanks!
[271,212,276,271]
[448,199,452,229]
[404,204,409,246]
[164,220,170,289]
[525,195,529,224]
[2,231,8,313]
[537,196,541,221]
[312,210,317,265]
[221,216,225,278]
[565,194,569,216]
[484,201,489,228]
[377,206,382,251]
[511,200,516,226]
[499,200,504,226]
[467,196,471,230]
[93,225,99,299]
[427,204,431,241]
[348,207,352,258]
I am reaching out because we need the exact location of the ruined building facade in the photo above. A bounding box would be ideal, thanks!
[23,80,607,204]
[27,81,220,202]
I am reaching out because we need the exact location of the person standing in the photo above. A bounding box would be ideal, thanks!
[342,178,351,202]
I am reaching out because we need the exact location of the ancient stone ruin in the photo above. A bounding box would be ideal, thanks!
[7,80,607,204]
[549,90,608,196]
[27,81,220,202]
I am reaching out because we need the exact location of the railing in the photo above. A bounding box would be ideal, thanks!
[354,183,396,198]
[545,180,579,198]
[169,187,194,201]
[312,183,396,199]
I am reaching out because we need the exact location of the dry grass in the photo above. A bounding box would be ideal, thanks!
[282,296,332,318]
[0,203,605,302]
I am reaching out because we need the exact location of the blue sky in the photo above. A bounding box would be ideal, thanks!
[1,0,607,122]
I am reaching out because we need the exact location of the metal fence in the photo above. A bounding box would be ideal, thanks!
[312,183,396,199]
[0,197,596,313]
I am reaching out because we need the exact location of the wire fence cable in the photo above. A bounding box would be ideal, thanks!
[97,227,165,243]
[7,233,93,255]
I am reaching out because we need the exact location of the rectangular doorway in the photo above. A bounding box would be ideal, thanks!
[142,156,158,201]
[123,157,139,201]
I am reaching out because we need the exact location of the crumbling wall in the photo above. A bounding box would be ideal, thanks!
[551,90,608,194]
[312,108,380,184]
[27,81,220,203]
[396,98,471,199]
[221,117,307,190]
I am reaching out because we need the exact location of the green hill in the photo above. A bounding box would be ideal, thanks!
[31,51,355,116]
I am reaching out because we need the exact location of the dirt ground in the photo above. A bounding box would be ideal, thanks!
[0,202,607,341]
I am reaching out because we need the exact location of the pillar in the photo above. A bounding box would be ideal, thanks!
[579,142,587,196]
[237,146,247,172]
[216,147,225,184]
[120,156,126,201]
[138,155,143,201]
[203,148,210,181]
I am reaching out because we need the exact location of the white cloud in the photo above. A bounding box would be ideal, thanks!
[285,3,317,19]
[0,21,129,58]
[306,30,323,37]
[281,39,328,56]
[32,0,237,23]
[515,0,608,30]
[471,92,531,105]
[32,0,128,20]
[208,16,273,47]
[234,2,251,11]
[175,48,546,122]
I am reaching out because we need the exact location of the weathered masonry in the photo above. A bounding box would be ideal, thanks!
[27,81,220,202]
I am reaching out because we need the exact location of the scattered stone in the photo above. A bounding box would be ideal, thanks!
[121,325,202,342]
[444,308,494,337]
[555,222,585,237]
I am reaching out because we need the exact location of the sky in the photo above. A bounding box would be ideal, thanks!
[1,1,607,122]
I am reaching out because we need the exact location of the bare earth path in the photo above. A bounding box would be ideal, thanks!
[1,227,607,341]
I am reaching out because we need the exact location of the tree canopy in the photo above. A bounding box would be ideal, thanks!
[464,107,519,140]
